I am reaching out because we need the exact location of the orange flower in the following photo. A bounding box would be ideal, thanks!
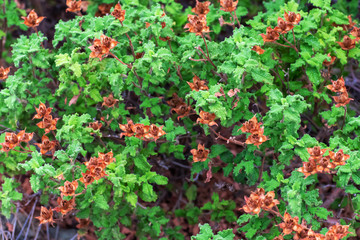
[252,45,265,55]
[102,93,119,108]
[326,224,350,239]
[75,217,91,229]
[329,149,350,166]
[245,128,268,148]
[84,156,106,169]
[326,77,346,93]
[307,146,327,160]
[35,135,56,155]
[66,0,82,13]
[36,115,59,134]
[131,124,150,139]
[316,156,332,173]
[22,10,45,28]
[99,34,118,53]
[79,171,95,188]
[0,66,10,80]
[323,53,336,66]
[119,120,135,137]
[184,14,210,36]
[166,93,185,108]
[111,3,126,22]
[260,27,280,43]
[0,143,11,152]
[17,130,34,143]
[96,3,113,17]
[298,159,318,178]
[240,115,262,134]
[33,102,52,120]
[4,132,20,149]
[145,22,151,28]
[350,27,360,40]
[172,104,192,120]
[284,11,301,25]
[274,17,294,34]
[261,191,280,210]
[333,15,355,31]
[89,40,106,60]
[220,0,238,12]
[88,165,108,180]
[337,35,356,50]
[278,212,301,235]
[88,121,102,131]
[53,197,75,215]
[191,0,211,16]
[144,124,166,141]
[58,180,78,197]
[98,151,115,165]
[35,207,54,225]
[333,91,353,107]
[190,144,209,162]
[187,75,209,91]
[242,194,262,215]
[196,111,217,126]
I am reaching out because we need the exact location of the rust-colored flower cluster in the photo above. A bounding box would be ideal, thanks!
[0,131,33,153]
[326,77,353,107]
[241,188,280,215]
[35,135,57,155]
[22,9,45,29]
[66,0,82,13]
[34,103,58,134]
[190,144,209,162]
[298,146,350,178]
[261,11,300,43]
[220,0,238,12]
[323,53,336,66]
[191,0,211,16]
[196,110,217,126]
[240,115,268,148]
[89,34,118,60]
[102,93,119,108]
[187,75,209,91]
[119,120,166,141]
[0,66,10,80]
[185,0,211,36]
[36,207,54,225]
[111,3,126,23]
[167,93,192,120]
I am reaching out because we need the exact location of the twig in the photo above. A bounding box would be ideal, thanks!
[120,22,136,60]
[172,161,191,169]
[109,52,132,68]
[17,198,38,240]
[341,106,347,130]
[209,127,245,146]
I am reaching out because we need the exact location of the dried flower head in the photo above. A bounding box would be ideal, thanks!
[89,40,106,60]
[337,35,356,50]
[144,124,166,141]
[166,93,185,108]
[98,151,115,165]
[184,14,210,36]
[58,180,78,197]
[261,191,280,210]
[111,3,126,22]
[99,34,118,53]
[88,165,108,180]
[66,0,82,13]
[17,130,34,143]
[187,75,209,91]
[242,193,262,215]
[131,124,150,139]
[323,53,336,66]
[307,146,327,160]
[240,115,262,134]
[284,11,301,25]
[75,217,91,229]
[0,66,10,80]
[192,0,211,16]
[333,91,353,107]
[53,197,76,215]
[298,159,317,178]
[334,15,355,31]
[316,156,332,173]
[252,45,265,55]
[350,27,360,39]
[326,77,346,93]
[220,0,238,12]
[4,132,20,149]
[245,131,268,148]
[35,135,56,155]
[36,207,54,225]
[172,104,192,120]
[102,93,119,108]
[196,111,218,126]
[22,10,45,28]
[88,121,102,131]
[329,149,350,166]
[96,3,113,17]
[33,102,52,120]
[190,144,209,162]
[274,17,294,34]
[278,212,301,235]
[260,27,280,43]
[119,120,135,137]
[326,224,350,239]
[0,143,11,152]
[79,171,95,188]
[36,114,59,134]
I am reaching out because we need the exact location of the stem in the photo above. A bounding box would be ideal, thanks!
[109,52,132,69]
[231,11,241,28]
[291,29,296,47]
[271,41,292,49]
[189,57,207,62]
[281,35,298,52]
[201,33,210,58]
[209,127,245,146]
[120,22,136,60]
[341,106,347,130]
